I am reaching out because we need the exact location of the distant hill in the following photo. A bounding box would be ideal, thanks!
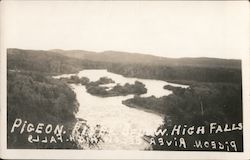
[8,48,241,69]
[7,48,85,74]
[7,48,242,83]
[49,49,241,69]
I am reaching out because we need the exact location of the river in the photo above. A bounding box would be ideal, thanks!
[54,69,188,150]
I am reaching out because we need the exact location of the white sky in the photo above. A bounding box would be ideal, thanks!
[1,1,249,59]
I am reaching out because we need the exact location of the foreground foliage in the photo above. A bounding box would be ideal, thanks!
[7,71,79,149]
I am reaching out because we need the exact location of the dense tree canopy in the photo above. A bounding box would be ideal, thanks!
[7,71,79,149]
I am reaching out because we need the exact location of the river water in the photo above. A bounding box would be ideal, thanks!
[54,69,188,150]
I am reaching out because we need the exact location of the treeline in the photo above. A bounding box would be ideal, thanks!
[8,49,242,84]
[107,63,241,84]
[124,83,242,124]
[51,49,241,69]
[113,61,243,151]
[123,82,243,151]
[7,48,111,75]
[7,70,79,149]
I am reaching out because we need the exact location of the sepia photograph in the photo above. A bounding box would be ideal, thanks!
[0,0,249,159]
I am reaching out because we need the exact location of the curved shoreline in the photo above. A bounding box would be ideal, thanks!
[122,100,165,118]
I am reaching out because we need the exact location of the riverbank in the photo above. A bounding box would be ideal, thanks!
[122,99,165,118]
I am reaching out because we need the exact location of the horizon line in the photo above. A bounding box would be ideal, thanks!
[7,48,242,61]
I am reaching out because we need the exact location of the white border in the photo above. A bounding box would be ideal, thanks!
[0,1,249,159]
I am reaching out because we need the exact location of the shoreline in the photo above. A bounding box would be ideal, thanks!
[122,100,165,118]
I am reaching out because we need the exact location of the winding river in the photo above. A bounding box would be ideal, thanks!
[54,69,188,150]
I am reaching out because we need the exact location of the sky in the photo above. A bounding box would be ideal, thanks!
[1,1,249,59]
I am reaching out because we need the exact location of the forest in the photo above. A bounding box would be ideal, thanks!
[7,48,243,150]
[7,70,80,149]
[7,48,241,85]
